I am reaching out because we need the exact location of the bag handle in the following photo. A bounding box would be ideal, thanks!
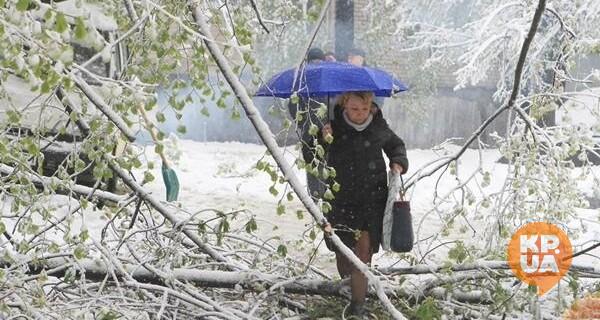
[399,174,406,201]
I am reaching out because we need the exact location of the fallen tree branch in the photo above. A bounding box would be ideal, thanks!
[0,163,128,204]
[188,2,407,318]
[54,92,242,270]
[379,260,600,277]
[71,76,137,142]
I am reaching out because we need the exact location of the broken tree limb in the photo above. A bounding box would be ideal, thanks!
[54,93,242,270]
[378,260,600,277]
[188,3,407,319]
[71,76,137,142]
[0,163,128,204]
[0,255,523,306]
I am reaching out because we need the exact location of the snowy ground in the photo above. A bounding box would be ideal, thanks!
[3,138,598,318]
[134,139,600,275]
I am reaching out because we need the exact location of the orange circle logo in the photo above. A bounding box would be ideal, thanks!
[507,222,572,296]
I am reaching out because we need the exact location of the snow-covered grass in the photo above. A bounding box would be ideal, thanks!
[135,139,600,272]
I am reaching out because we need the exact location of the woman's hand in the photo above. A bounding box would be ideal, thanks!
[390,163,404,174]
[322,122,333,143]
[322,122,332,138]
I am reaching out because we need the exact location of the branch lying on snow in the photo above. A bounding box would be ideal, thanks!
[8,254,583,307]
[53,93,243,270]
[188,2,406,319]
[0,254,492,304]
[406,0,548,190]
[379,260,600,278]
[0,163,128,204]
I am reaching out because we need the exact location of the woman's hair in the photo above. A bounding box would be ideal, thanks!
[336,91,375,108]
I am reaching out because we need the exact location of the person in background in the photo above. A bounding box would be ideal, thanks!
[347,47,386,108]
[321,91,408,317]
[347,47,367,67]
[288,47,329,200]
[324,51,337,62]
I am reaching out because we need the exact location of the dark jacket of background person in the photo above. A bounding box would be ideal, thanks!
[324,105,408,252]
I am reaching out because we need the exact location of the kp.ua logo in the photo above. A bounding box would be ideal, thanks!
[507,222,572,296]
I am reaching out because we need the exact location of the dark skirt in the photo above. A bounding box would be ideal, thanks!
[324,201,385,253]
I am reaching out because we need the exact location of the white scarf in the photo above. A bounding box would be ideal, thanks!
[343,111,373,131]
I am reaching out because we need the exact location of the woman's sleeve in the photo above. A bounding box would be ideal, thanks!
[381,120,409,174]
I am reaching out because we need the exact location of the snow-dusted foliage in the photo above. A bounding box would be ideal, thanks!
[1,0,600,318]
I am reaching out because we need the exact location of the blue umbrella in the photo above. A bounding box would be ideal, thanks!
[255,62,408,98]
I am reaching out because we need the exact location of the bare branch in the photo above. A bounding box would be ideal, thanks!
[248,0,270,34]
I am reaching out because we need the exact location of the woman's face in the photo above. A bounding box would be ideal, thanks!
[344,95,371,124]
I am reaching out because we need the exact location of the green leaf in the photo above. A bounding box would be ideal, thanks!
[308,124,319,136]
[328,168,336,178]
[245,218,257,233]
[323,189,334,200]
[315,145,325,158]
[321,201,331,214]
[231,109,241,120]
[155,112,166,123]
[74,17,87,40]
[219,219,230,233]
[324,133,334,144]
[268,185,278,196]
[142,171,155,184]
[290,93,299,104]
[286,192,294,201]
[309,229,316,240]
[276,203,285,215]
[415,297,442,320]
[55,12,68,33]
[277,244,287,257]
[16,0,30,11]
[74,245,87,259]
[177,125,187,134]
[296,210,304,220]
[332,182,340,192]
[255,160,266,170]
[7,110,21,124]
[79,229,89,242]
[316,103,328,119]
[0,0,5,7]
[200,106,210,117]
[154,143,164,154]
[448,241,468,263]
[0,221,5,234]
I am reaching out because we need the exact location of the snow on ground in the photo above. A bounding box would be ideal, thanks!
[136,139,600,274]
[3,138,598,317]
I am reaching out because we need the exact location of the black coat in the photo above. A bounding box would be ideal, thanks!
[323,105,408,252]
[326,106,408,206]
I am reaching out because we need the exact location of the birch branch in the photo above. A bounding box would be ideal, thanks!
[0,163,128,204]
[71,76,137,142]
[54,92,242,270]
[406,0,548,190]
[188,2,406,319]
[248,0,270,34]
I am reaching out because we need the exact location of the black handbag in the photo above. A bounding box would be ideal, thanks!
[390,175,414,253]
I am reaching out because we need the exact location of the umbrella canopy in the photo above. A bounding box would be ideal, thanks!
[255,62,408,98]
